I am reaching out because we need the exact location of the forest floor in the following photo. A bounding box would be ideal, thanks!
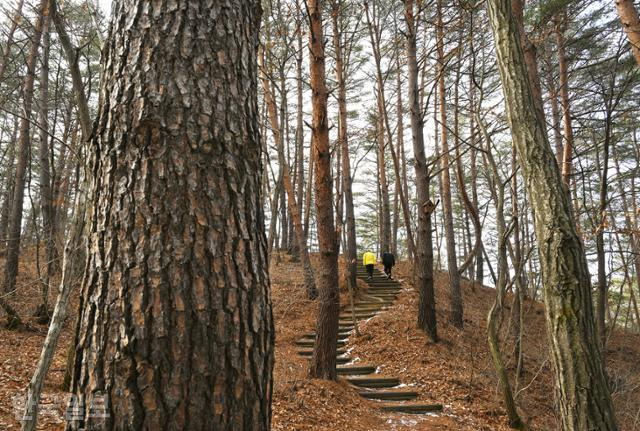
[0,250,640,430]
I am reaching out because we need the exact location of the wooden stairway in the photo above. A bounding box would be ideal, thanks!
[296,263,443,415]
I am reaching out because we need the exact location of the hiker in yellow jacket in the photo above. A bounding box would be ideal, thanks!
[362,251,376,280]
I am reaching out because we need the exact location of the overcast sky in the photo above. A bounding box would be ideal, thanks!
[97,0,111,13]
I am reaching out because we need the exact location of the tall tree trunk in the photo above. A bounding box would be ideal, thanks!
[1,0,48,328]
[308,0,340,381]
[614,0,640,68]
[596,107,612,361]
[486,0,618,428]
[555,12,575,190]
[437,0,463,328]
[376,98,391,253]
[405,0,437,342]
[36,8,55,322]
[483,132,525,430]
[293,11,305,260]
[544,48,564,167]
[0,116,18,245]
[66,2,273,429]
[331,0,357,293]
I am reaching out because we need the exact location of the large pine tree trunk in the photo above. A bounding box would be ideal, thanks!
[405,0,437,342]
[486,0,618,428]
[308,0,340,380]
[66,1,273,429]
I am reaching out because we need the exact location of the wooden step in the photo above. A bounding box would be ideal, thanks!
[336,364,377,375]
[295,339,347,348]
[366,288,400,293]
[303,330,351,338]
[298,348,346,356]
[380,403,443,414]
[355,301,393,306]
[358,390,418,401]
[339,312,377,319]
[352,306,385,312]
[347,376,400,388]
[302,355,353,364]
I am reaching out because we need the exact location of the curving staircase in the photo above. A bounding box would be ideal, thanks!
[296,263,443,414]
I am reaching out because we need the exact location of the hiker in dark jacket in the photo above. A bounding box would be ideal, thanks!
[381,251,395,279]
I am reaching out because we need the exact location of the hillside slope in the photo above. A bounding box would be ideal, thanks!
[270,256,640,430]
[0,252,638,430]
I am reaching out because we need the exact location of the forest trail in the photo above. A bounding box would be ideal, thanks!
[297,264,443,415]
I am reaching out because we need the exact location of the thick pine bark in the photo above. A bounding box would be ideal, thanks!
[308,0,340,380]
[66,1,273,429]
[486,0,618,428]
[436,0,463,328]
[615,0,640,68]
[405,0,437,342]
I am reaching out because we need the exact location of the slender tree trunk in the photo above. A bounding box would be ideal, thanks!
[486,0,618,428]
[308,0,340,380]
[331,0,357,293]
[437,0,463,328]
[484,140,525,430]
[36,8,55,322]
[544,48,564,167]
[259,50,318,300]
[304,148,314,239]
[1,0,48,329]
[405,0,437,342]
[293,12,305,260]
[376,97,391,253]
[66,2,273,429]
[596,109,612,361]
[0,116,18,244]
[555,12,575,190]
